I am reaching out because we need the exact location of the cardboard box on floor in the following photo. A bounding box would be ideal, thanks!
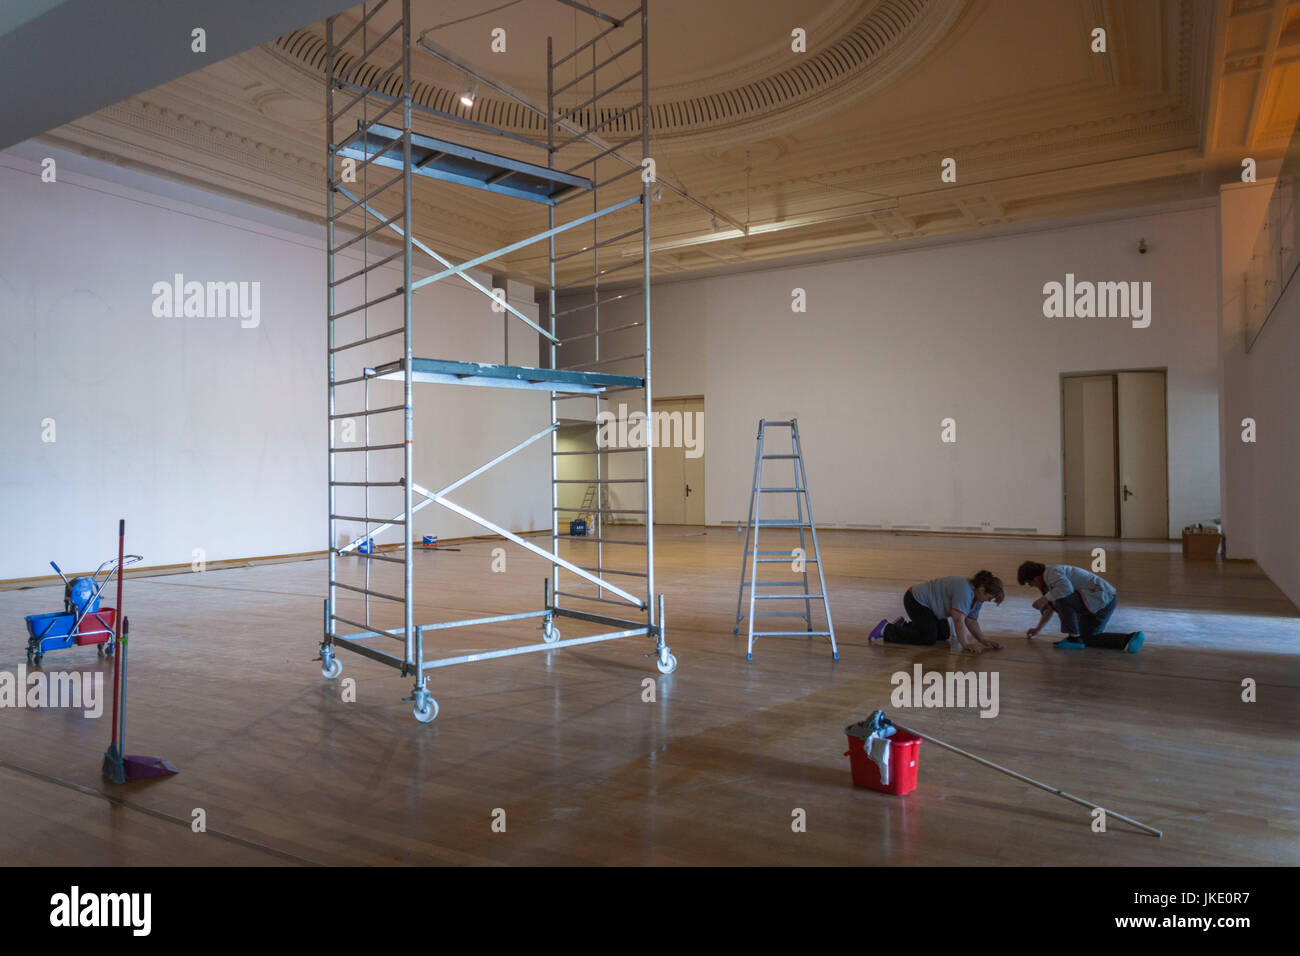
[1182,531,1222,561]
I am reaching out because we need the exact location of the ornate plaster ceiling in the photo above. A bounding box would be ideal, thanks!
[33,0,1300,289]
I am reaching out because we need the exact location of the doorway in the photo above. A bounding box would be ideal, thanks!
[652,397,704,525]
[1061,370,1169,538]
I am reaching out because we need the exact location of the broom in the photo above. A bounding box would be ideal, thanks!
[101,520,178,783]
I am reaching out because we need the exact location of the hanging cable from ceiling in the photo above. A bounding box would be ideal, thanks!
[422,0,527,33]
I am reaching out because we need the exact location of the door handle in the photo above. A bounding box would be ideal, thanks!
[685,484,693,497]
[1122,484,1134,501]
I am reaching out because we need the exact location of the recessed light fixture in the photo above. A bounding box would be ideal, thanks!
[460,80,478,108]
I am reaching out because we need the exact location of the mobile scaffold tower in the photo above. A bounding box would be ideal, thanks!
[319,0,672,722]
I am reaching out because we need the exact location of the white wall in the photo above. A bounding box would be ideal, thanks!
[1246,274,1300,607]
[565,203,1222,536]
[0,147,548,581]
[1217,181,1271,560]
[1218,180,1300,605]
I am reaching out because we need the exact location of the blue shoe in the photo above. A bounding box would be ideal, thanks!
[1054,637,1085,649]
[1125,632,1145,654]
[869,619,889,641]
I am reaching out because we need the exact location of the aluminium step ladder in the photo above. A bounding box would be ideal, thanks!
[733,419,837,660]
[577,481,610,526]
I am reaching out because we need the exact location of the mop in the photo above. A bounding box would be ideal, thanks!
[101,520,178,784]
[865,709,1162,838]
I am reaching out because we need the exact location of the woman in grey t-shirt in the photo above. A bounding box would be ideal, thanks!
[1016,561,1145,652]
[870,571,1004,653]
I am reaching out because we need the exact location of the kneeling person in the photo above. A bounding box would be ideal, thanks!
[1017,561,1145,653]
[870,570,1004,653]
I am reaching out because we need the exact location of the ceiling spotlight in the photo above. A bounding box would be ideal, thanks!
[460,80,478,108]
[651,184,663,203]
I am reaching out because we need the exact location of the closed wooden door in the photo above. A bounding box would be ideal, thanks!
[1116,371,1169,538]
[1063,375,1118,536]
[652,398,704,525]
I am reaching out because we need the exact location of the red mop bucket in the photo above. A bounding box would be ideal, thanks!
[845,730,922,795]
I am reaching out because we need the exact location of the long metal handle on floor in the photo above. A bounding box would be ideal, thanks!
[896,723,1163,838]
[733,418,837,661]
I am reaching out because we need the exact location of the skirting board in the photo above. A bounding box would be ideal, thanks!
[0,529,559,591]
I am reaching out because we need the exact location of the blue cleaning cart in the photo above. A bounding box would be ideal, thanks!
[25,554,140,666]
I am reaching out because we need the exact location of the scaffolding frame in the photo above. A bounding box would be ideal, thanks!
[320,0,671,722]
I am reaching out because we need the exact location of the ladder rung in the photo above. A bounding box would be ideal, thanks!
[760,421,795,427]
[331,443,405,452]
[756,521,812,528]
[330,248,405,286]
[330,480,405,487]
[761,454,798,459]
[740,581,807,587]
[753,631,832,637]
[753,557,819,563]
[554,448,646,455]
[330,580,404,603]
[759,487,805,493]
[330,514,405,524]
[754,593,823,600]
[559,536,647,546]
[332,550,404,564]
[553,478,646,484]
[555,590,645,608]
[330,404,405,419]
[330,326,404,354]
[328,287,403,321]
[576,566,647,578]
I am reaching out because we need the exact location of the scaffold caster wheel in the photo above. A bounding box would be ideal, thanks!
[322,655,342,680]
[413,692,438,723]
[543,620,561,643]
[26,648,34,665]
[656,652,677,675]
[32,653,43,667]
[104,642,115,657]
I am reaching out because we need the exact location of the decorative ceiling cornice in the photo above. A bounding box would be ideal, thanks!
[274,0,968,149]
[34,0,1238,289]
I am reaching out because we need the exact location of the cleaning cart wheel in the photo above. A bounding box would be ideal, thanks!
[543,620,561,644]
[322,657,342,680]
[104,642,115,657]
[413,697,439,723]
[656,652,678,675]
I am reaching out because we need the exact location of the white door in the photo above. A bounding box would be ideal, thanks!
[1116,371,1169,538]
[652,399,704,525]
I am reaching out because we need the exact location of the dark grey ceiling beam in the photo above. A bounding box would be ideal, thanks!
[0,0,356,149]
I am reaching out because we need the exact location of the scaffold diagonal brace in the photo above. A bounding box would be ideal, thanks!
[333,185,558,344]
[409,194,642,292]
[411,482,645,608]
[337,423,559,553]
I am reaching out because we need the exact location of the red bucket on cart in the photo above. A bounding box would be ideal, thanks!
[844,730,921,795]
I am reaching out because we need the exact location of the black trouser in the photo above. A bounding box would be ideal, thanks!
[883,590,949,646]
[1054,593,1132,649]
